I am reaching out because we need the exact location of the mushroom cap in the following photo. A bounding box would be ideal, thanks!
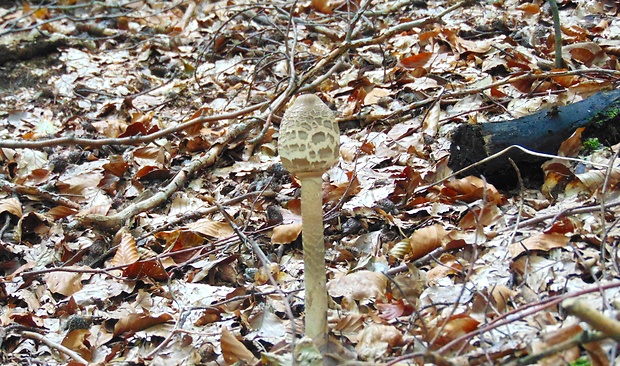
[278,94,340,176]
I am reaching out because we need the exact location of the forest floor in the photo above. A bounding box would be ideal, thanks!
[0,0,620,365]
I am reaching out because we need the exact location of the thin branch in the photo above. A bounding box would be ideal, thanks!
[21,330,89,365]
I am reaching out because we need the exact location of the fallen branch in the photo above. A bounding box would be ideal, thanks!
[0,101,267,149]
[0,180,80,210]
[562,298,620,341]
[21,330,89,365]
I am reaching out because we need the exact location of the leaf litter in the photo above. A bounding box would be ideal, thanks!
[0,0,619,365]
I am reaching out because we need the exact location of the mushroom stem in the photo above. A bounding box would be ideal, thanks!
[299,173,328,344]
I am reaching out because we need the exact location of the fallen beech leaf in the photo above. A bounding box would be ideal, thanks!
[558,127,584,157]
[271,221,302,244]
[328,270,387,301]
[443,176,504,204]
[422,101,441,137]
[399,52,433,69]
[517,3,540,14]
[509,233,570,258]
[221,326,259,365]
[377,299,414,320]
[113,312,173,337]
[355,323,402,361]
[109,228,139,268]
[408,224,446,260]
[458,203,502,229]
[442,314,479,342]
[123,259,169,281]
[45,268,89,296]
[187,218,234,238]
[311,0,334,14]
[0,197,22,218]
[61,329,92,362]
[427,253,465,283]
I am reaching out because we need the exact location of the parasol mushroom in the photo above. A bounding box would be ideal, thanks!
[278,94,340,345]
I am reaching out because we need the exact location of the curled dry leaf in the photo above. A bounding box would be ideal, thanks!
[472,285,515,319]
[355,323,403,361]
[408,224,446,260]
[0,197,22,218]
[398,52,433,69]
[426,253,465,284]
[327,270,387,301]
[113,312,173,337]
[187,218,234,238]
[271,221,302,244]
[508,232,570,258]
[221,326,259,365]
[61,329,92,362]
[109,228,139,268]
[558,127,585,157]
[45,268,90,297]
[458,202,503,229]
[530,324,584,365]
[432,314,480,349]
[442,176,504,205]
[575,168,620,193]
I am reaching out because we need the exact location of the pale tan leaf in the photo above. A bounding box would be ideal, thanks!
[221,326,259,365]
[458,203,503,229]
[109,228,139,267]
[61,329,92,362]
[271,221,302,244]
[509,233,570,258]
[113,312,173,337]
[187,218,234,238]
[558,127,585,157]
[422,101,440,137]
[408,224,446,260]
[0,197,22,218]
[45,268,89,296]
[327,270,387,301]
[355,323,402,361]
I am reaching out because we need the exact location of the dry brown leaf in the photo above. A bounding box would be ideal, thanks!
[509,233,570,258]
[443,176,504,204]
[333,313,366,334]
[355,323,403,361]
[426,253,464,283]
[123,259,169,281]
[530,324,583,366]
[45,269,89,296]
[221,326,259,365]
[109,228,139,268]
[517,3,540,15]
[271,221,302,244]
[399,52,433,69]
[113,312,173,337]
[558,127,585,157]
[376,299,414,320]
[435,314,480,347]
[408,224,446,260]
[575,168,620,193]
[422,101,441,137]
[458,203,502,229]
[187,218,234,238]
[0,197,22,218]
[327,270,387,301]
[61,329,92,362]
[472,285,515,318]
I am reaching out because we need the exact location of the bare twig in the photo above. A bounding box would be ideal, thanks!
[21,330,89,365]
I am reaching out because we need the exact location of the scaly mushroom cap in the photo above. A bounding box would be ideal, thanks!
[278,94,340,176]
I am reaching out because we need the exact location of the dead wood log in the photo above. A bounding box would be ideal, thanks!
[448,89,620,188]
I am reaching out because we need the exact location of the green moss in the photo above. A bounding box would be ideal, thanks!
[582,137,602,153]
[569,358,591,366]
